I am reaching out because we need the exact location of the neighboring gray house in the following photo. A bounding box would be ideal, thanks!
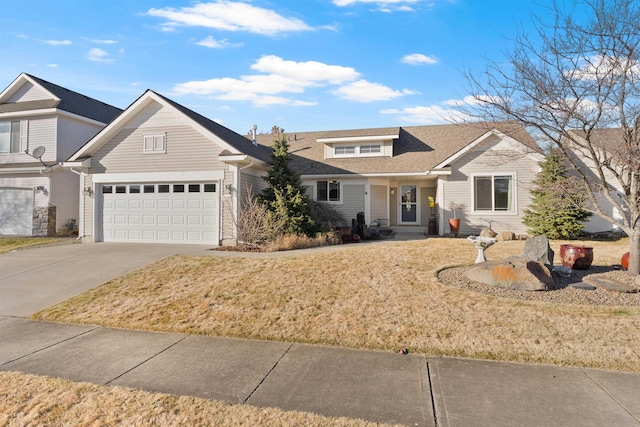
[0,73,121,236]
[65,89,270,245]
[257,122,544,237]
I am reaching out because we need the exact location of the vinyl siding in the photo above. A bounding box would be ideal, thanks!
[57,116,102,161]
[389,187,398,226]
[420,185,437,225]
[7,81,50,102]
[335,184,365,223]
[370,185,388,223]
[82,174,92,238]
[239,170,266,199]
[0,116,57,164]
[49,169,79,232]
[442,137,541,235]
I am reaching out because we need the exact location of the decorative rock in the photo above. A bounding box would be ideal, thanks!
[569,282,597,291]
[586,276,640,293]
[464,257,554,291]
[480,228,497,238]
[552,265,572,277]
[497,231,516,241]
[522,235,554,266]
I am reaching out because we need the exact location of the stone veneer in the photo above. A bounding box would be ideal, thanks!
[32,206,56,237]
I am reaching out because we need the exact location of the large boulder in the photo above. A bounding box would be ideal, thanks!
[522,235,554,266]
[464,257,554,291]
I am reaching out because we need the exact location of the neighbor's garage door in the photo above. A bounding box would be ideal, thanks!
[101,182,219,244]
[0,188,33,235]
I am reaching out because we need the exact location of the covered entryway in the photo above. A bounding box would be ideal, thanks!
[100,182,219,244]
[0,188,33,235]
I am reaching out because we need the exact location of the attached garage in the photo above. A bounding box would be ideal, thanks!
[0,188,33,235]
[100,182,219,244]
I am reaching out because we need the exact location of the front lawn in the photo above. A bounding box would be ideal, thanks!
[0,237,62,254]
[32,238,640,372]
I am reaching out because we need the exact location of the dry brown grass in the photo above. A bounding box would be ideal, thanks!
[0,237,62,254]
[33,238,640,372]
[0,371,389,426]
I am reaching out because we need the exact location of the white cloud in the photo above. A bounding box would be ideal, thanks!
[174,55,412,107]
[401,53,438,65]
[42,39,72,46]
[333,0,422,11]
[86,38,117,45]
[381,104,470,124]
[147,1,312,36]
[174,55,361,106]
[251,55,359,85]
[196,36,242,48]
[87,48,113,63]
[332,80,408,102]
[47,64,58,68]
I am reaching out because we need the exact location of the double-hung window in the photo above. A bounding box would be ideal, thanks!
[0,121,24,154]
[317,180,341,202]
[473,174,515,212]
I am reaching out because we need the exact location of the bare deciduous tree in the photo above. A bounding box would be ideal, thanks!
[462,0,640,274]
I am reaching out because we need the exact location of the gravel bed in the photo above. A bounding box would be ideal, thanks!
[438,265,640,306]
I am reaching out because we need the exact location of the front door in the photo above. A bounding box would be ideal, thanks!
[400,184,418,224]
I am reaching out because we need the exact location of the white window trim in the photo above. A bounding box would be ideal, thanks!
[470,172,518,215]
[143,133,166,154]
[333,143,384,158]
[0,120,27,155]
[316,179,342,204]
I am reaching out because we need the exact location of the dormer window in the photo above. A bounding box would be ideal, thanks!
[333,144,382,157]
[335,146,356,155]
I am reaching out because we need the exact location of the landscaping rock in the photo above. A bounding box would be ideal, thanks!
[522,235,554,266]
[464,257,554,291]
[480,228,497,238]
[497,231,516,241]
[586,276,640,293]
[569,282,597,291]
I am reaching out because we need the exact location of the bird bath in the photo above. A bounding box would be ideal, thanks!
[467,235,498,263]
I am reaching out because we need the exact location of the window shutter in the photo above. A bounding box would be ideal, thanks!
[154,135,165,152]
[19,120,28,152]
[143,135,154,152]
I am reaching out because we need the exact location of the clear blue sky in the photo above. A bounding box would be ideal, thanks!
[1,0,556,134]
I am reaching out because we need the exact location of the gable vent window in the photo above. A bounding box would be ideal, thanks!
[143,134,166,154]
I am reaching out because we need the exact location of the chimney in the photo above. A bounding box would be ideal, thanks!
[251,125,257,146]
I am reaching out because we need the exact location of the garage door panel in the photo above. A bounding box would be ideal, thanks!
[101,182,218,245]
[0,188,33,235]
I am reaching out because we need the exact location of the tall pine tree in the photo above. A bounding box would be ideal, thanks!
[259,126,314,236]
[523,148,591,239]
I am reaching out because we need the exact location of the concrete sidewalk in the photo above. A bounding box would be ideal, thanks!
[1,317,638,426]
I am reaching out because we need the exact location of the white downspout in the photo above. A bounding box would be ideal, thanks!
[68,167,85,239]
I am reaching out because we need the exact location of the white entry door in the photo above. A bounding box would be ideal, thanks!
[0,188,33,235]
[101,182,219,244]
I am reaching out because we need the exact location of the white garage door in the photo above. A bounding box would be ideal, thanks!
[101,182,219,244]
[0,188,33,235]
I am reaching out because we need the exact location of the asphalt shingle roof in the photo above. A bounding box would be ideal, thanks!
[5,74,123,124]
[252,122,540,176]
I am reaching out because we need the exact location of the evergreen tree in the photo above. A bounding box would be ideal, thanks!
[260,126,314,236]
[523,148,592,239]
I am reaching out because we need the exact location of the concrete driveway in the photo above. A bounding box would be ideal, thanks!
[0,242,212,317]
